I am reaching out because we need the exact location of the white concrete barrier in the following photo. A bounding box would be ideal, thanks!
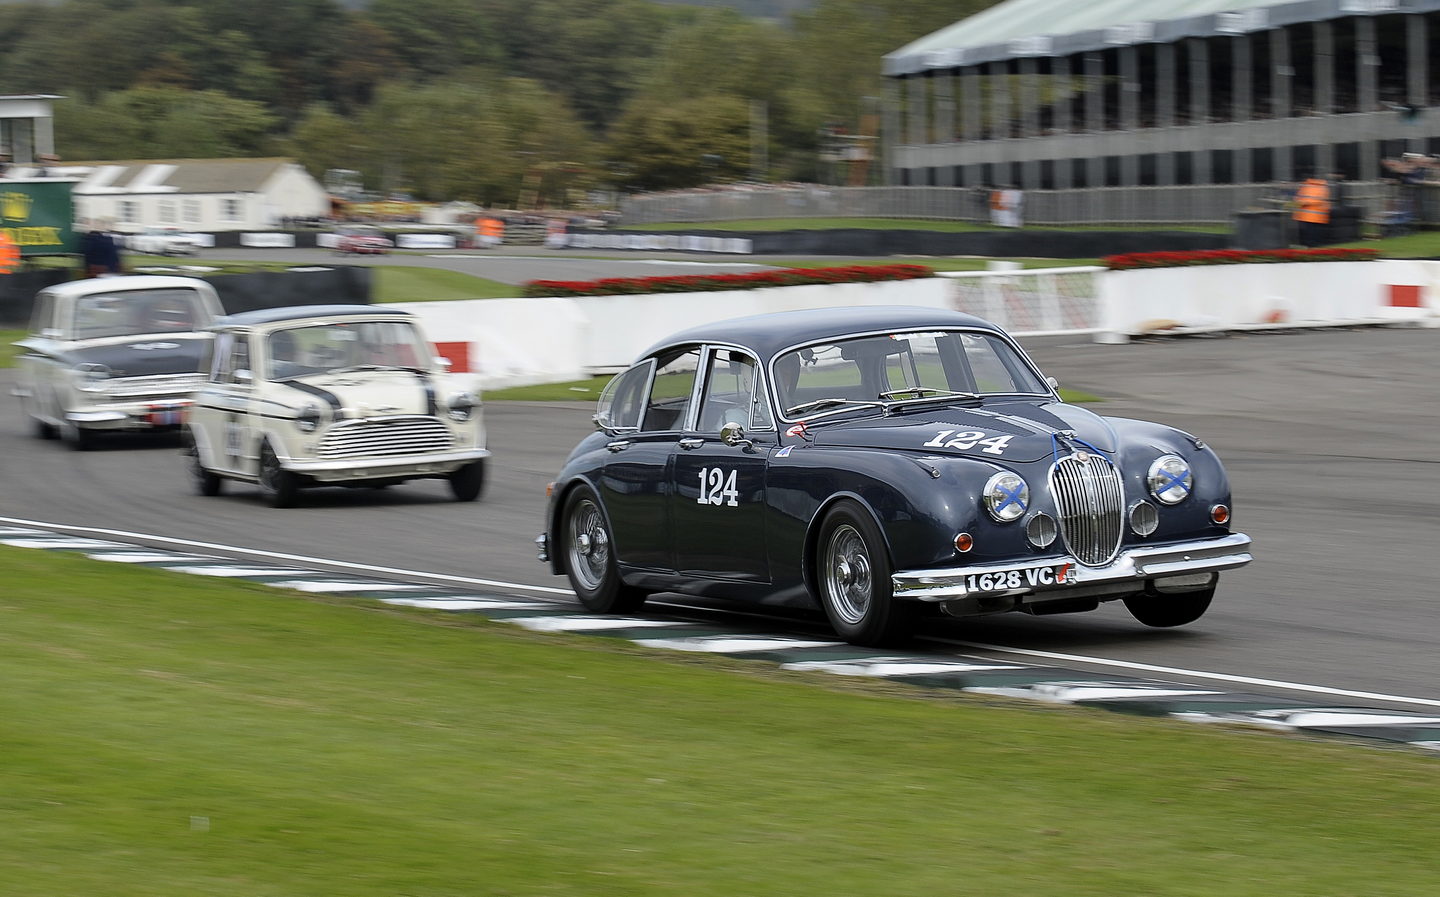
[1098,259,1438,341]
[383,263,1437,389]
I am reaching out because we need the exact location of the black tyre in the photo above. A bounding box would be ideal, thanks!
[1123,585,1215,628]
[815,500,913,647]
[560,486,646,613]
[449,459,486,502]
[186,433,223,497]
[32,415,58,440]
[257,441,299,508]
[66,424,97,451]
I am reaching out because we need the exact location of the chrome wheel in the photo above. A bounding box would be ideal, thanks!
[823,524,873,625]
[566,498,610,592]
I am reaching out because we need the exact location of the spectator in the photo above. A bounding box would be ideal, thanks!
[1292,171,1332,247]
[79,219,123,278]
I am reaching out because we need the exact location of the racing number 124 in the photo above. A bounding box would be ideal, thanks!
[697,467,739,506]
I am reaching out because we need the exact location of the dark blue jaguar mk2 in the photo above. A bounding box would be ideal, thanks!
[537,306,1253,646]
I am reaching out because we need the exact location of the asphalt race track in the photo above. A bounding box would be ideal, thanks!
[5,253,1438,712]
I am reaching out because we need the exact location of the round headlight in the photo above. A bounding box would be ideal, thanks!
[983,471,1029,523]
[295,403,322,432]
[75,362,111,392]
[1148,455,1193,505]
[447,392,478,421]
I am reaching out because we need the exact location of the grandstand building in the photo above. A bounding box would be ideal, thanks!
[883,0,1440,189]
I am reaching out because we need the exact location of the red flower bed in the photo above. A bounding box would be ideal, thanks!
[1105,248,1379,270]
[522,264,934,298]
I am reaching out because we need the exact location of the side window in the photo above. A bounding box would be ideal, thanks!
[28,293,55,335]
[209,332,233,383]
[225,336,252,386]
[696,349,771,432]
[642,348,700,432]
[594,361,653,432]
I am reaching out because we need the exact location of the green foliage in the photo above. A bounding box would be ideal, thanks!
[1,0,1011,194]
[56,88,278,160]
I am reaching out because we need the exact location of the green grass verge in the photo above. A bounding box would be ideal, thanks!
[372,266,520,302]
[3,544,1438,896]
[1,328,25,368]
[486,374,1102,404]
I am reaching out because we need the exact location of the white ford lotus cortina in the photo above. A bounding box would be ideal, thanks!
[186,305,489,507]
[13,275,224,450]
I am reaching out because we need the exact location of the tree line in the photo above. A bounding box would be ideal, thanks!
[0,0,995,206]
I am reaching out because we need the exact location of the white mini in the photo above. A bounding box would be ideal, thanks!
[186,305,489,507]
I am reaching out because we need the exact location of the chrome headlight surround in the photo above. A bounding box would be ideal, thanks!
[74,362,112,393]
[982,471,1029,523]
[1148,455,1193,505]
[294,402,322,433]
[447,391,479,422]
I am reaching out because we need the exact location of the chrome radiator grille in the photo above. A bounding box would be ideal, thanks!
[107,373,205,398]
[1049,453,1124,566]
[318,416,454,459]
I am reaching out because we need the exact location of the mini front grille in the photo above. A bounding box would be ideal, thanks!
[105,373,205,398]
[1048,453,1124,566]
[318,415,454,459]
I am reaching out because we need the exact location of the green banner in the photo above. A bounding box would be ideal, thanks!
[1,180,76,256]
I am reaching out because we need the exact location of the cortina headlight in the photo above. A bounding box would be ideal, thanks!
[75,363,112,392]
[1148,455,1193,504]
[447,392,478,421]
[983,471,1029,523]
[295,403,322,432]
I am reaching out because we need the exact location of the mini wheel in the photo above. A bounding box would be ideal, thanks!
[815,500,913,647]
[257,441,299,508]
[449,459,486,502]
[1123,586,1215,628]
[560,485,646,613]
[186,433,223,496]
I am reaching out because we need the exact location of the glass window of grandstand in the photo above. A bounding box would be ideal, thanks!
[697,348,772,433]
[222,198,241,223]
[159,200,176,224]
[642,348,700,432]
[118,200,138,224]
[184,200,201,224]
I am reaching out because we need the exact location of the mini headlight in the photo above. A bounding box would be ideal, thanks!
[295,403,322,432]
[447,392,478,421]
[75,363,112,392]
[1148,455,1193,505]
[983,471,1029,523]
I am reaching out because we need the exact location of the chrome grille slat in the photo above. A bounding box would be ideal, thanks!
[318,416,454,459]
[1049,454,1124,566]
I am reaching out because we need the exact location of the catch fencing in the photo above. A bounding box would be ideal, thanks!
[942,267,1106,336]
[619,182,1392,227]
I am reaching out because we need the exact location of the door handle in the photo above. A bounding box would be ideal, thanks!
[606,440,631,452]
[678,437,705,450]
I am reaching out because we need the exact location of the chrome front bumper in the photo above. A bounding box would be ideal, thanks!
[284,448,490,482]
[892,532,1253,602]
[66,398,192,430]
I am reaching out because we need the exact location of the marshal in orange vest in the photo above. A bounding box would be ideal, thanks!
[1293,178,1332,225]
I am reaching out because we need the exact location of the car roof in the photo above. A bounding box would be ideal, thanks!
[39,274,216,298]
[211,305,412,329]
[639,305,1004,360]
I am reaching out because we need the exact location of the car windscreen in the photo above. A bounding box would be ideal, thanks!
[266,319,430,380]
[70,288,210,339]
[772,329,1049,416]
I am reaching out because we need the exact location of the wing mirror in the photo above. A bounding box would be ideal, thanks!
[434,356,453,371]
[1046,376,1059,391]
[720,421,755,451]
[235,369,254,385]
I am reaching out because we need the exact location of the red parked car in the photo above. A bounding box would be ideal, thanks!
[333,225,393,255]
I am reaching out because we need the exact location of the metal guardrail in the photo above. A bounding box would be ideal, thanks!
[619,182,1394,227]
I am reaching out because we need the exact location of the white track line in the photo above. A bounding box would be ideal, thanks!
[8,514,1440,712]
[932,637,1440,711]
[0,515,574,596]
